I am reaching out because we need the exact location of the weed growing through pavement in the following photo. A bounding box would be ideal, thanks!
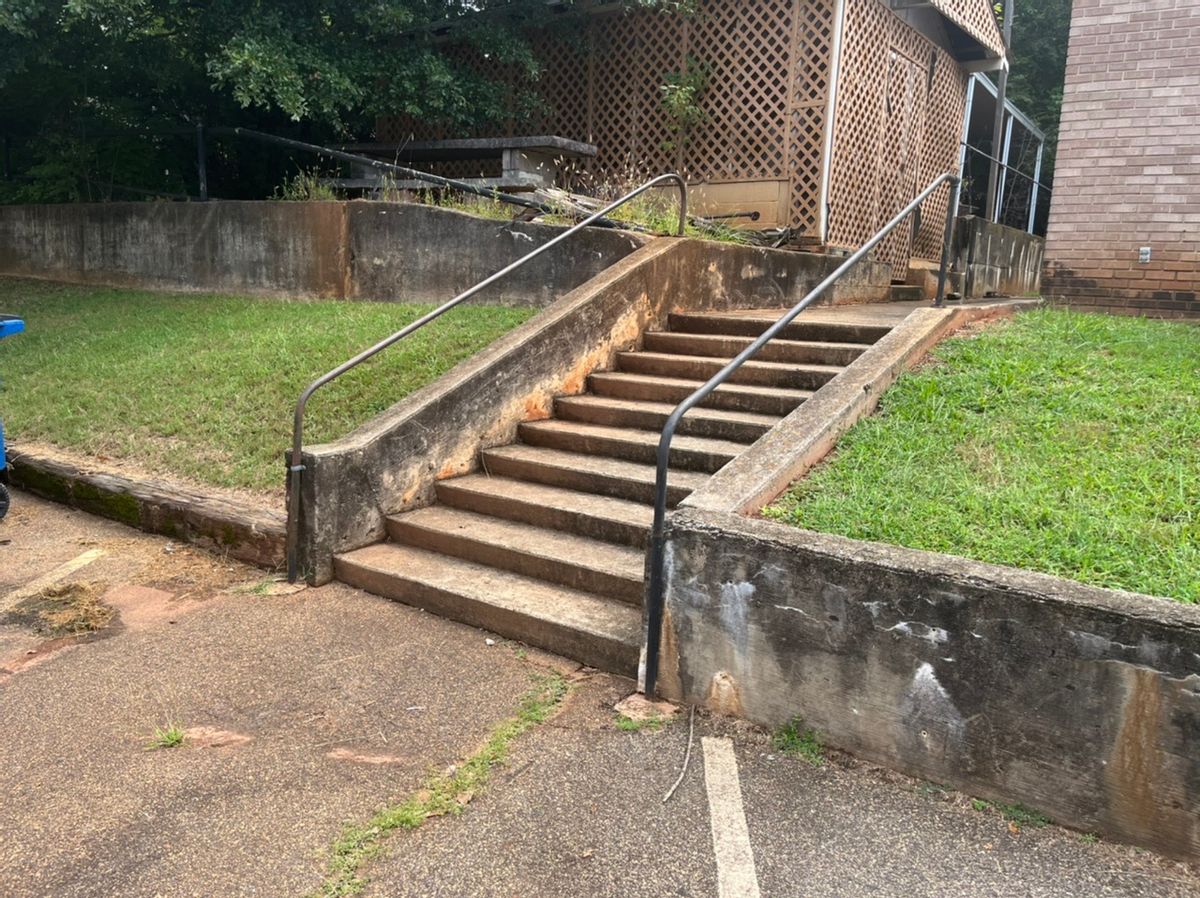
[149,722,186,750]
[971,798,1051,829]
[615,713,664,733]
[772,717,824,766]
[311,673,571,897]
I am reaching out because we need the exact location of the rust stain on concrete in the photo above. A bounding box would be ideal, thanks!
[1105,666,1165,845]
[707,671,745,718]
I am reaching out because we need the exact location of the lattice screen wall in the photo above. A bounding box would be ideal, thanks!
[378,0,836,235]
[826,0,969,275]
[930,0,1007,57]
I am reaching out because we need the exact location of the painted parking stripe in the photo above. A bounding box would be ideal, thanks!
[702,736,762,898]
[1,549,107,612]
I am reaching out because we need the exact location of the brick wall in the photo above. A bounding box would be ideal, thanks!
[1042,0,1200,318]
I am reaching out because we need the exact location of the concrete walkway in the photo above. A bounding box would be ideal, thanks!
[2,491,1196,897]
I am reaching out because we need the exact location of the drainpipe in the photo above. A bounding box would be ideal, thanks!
[984,1,1014,221]
[817,0,847,245]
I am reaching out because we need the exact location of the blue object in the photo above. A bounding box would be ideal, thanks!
[0,314,24,339]
[0,314,25,478]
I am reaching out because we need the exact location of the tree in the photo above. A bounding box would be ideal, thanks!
[0,0,608,200]
[999,0,1073,182]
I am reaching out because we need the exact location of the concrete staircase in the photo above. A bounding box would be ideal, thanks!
[334,310,892,674]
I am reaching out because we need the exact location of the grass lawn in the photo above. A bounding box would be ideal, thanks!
[0,278,534,494]
[765,309,1200,603]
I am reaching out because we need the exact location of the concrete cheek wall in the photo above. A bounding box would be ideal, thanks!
[659,509,1200,860]
[296,239,686,584]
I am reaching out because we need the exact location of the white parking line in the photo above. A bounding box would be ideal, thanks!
[1,548,107,613]
[702,736,762,898]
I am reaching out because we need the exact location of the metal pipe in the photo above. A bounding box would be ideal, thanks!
[641,172,960,697]
[995,114,1015,224]
[961,144,1053,194]
[934,178,961,307]
[984,1,1015,221]
[196,123,209,202]
[285,173,687,582]
[1027,141,1045,234]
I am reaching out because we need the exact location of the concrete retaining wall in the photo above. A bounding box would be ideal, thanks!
[0,201,650,306]
[954,216,1045,298]
[0,200,892,308]
[656,297,1200,859]
[659,509,1200,861]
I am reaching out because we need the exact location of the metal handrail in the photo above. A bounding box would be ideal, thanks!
[640,172,962,696]
[286,173,688,581]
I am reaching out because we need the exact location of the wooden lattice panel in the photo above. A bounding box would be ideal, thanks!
[788,1,836,235]
[929,0,1006,58]
[827,0,968,276]
[377,1,835,234]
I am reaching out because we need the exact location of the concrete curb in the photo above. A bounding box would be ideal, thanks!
[5,445,284,568]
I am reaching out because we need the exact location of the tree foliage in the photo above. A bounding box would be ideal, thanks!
[0,0,621,200]
[999,0,1073,180]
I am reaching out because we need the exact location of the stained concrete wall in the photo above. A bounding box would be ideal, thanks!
[0,202,349,297]
[659,508,1200,861]
[0,201,650,306]
[0,200,894,308]
[954,216,1045,298]
[345,204,648,306]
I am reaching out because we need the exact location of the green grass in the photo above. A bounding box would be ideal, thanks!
[772,717,824,766]
[149,722,186,750]
[765,309,1200,603]
[311,673,570,897]
[0,278,534,493]
[615,712,665,733]
[971,798,1051,829]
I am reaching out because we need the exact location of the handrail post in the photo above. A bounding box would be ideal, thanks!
[934,176,961,308]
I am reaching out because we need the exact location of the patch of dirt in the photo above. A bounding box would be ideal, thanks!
[2,580,114,637]
[614,692,679,723]
[327,747,409,765]
[184,726,254,749]
[100,583,206,632]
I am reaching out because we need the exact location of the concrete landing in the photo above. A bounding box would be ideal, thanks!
[710,296,1042,328]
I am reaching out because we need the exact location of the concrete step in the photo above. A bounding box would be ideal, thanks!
[643,331,870,367]
[518,420,741,474]
[617,351,842,391]
[481,444,707,505]
[554,395,777,443]
[436,475,653,548]
[335,543,640,674]
[668,312,892,345]
[386,506,644,605]
[889,284,926,302]
[588,372,811,417]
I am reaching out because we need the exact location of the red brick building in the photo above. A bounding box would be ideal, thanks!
[1042,0,1200,318]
